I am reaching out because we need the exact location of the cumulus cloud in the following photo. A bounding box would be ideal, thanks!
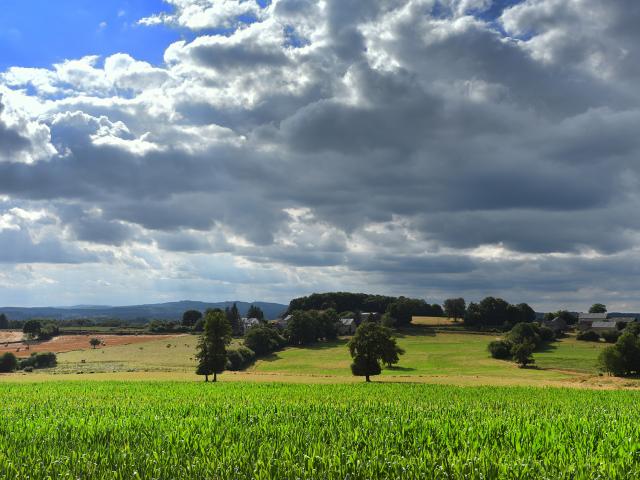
[2,0,640,309]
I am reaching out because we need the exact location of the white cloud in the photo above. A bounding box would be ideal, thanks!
[139,0,264,30]
[1,0,640,309]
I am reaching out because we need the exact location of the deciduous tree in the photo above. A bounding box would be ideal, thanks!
[348,322,404,382]
[196,309,232,382]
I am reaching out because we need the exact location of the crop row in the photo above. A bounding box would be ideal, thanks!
[0,382,639,479]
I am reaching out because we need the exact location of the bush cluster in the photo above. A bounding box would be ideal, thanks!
[577,330,601,342]
[19,352,57,370]
[1,352,58,372]
[226,346,256,371]
[0,352,18,372]
[488,322,556,367]
[599,325,640,376]
[244,325,286,356]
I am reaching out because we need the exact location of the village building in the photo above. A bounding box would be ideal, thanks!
[577,312,607,331]
[338,318,357,335]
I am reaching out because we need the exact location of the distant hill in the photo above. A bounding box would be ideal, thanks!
[0,300,288,323]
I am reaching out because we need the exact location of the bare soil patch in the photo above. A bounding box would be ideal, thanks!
[0,331,24,343]
[0,334,181,358]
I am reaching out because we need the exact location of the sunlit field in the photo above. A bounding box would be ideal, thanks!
[1,382,639,479]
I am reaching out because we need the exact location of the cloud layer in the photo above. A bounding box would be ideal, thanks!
[1,0,640,310]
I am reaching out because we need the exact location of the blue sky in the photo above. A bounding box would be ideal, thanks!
[0,0,179,70]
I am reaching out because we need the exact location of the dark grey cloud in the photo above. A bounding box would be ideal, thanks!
[0,100,31,157]
[1,0,640,308]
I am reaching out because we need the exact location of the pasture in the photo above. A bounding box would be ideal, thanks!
[0,327,620,388]
[1,382,640,479]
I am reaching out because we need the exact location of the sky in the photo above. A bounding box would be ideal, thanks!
[1,0,640,311]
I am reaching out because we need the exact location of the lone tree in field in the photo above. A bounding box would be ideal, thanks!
[182,310,202,328]
[0,313,8,330]
[196,309,232,382]
[589,303,607,314]
[348,322,404,382]
[89,338,102,349]
[443,298,466,322]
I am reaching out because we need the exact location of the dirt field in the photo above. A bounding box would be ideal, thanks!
[412,316,460,326]
[0,334,182,358]
[0,331,24,343]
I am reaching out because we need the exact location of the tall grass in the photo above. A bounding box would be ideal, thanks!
[0,382,638,478]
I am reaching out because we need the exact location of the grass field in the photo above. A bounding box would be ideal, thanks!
[248,329,614,386]
[3,328,608,388]
[1,381,640,479]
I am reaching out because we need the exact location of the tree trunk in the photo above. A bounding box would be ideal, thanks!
[213,372,217,382]
[204,374,209,382]
[365,375,370,382]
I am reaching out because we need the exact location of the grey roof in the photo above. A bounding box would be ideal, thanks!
[339,318,355,326]
[611,317,637,323]
[579,313,608,321]
[591,321,617,329]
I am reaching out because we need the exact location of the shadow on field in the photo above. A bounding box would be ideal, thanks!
[385,365,416,372]
[394,326,436,338]
[536,342,559,353]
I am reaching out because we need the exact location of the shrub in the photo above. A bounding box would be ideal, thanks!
[0,352,18,372]
[601,329,621,344]
[577,330,600,342]
[538,326,556,343]
[488,340,512,359]
[226,346,256,371]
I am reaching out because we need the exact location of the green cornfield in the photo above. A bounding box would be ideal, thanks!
[1,382,639,479]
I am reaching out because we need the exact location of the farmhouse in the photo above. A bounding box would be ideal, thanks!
[577,313,607,331]
[242,317,261,333]
[590,321,618,332]
[338,318,357,335]
[360,312,381,322]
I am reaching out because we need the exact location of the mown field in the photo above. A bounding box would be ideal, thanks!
[0,381,639,479]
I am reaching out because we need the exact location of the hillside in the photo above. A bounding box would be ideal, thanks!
[0,300,287,322]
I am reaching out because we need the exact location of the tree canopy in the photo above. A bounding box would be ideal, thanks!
[443,298,466,321]
[225,303,243,336]
[348,322,404,382]
[196,309,232,382]
[0,313,8,330]
[589,303,607,314]
[247,305,265,321]
[182,310,202,327]
[23,320,42,339]
[465,297,536,329]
